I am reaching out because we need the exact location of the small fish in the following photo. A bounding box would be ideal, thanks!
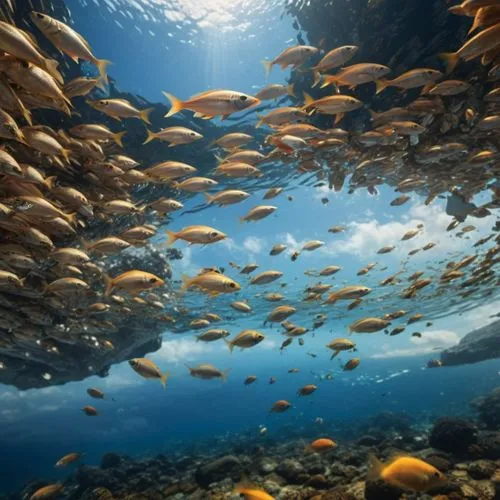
[196,329,230,342]
[143,126,203,146]
[82,406,98,416]
[270,399,291,413]
[262,45,319,78]
[297,384,317,396]
[163,90,259,119]
[244,375,257,385]
[326,338,356,359]
[129,358,169,388]
[104,270,164,296]
[233,480,275,500]
[29,483,64,499]
[87,98,153,123]
[186,363,229,381]
[55,452,82,468]
[86,388,105,399]
[165,225,226,246]
[305,438,337,453]
[367,455,446,492]
[225,330,265,352]
[349,317,390,333]
[250,270,283,285]
[182,271,240,295]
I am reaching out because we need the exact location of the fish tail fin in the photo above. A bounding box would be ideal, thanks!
[239,216,246,224]
[61,149,71,163]
[375,79,389,95]
[96,59,111,86]
[113,130,127,147]
[160,372,169,389]
[367,454,384,482]
[163,92,184,117]
[221,369,230,382]
[255,114,264,128]
[164,229,177,246]
[369,109,379,121]
[448,5,466,15]
[143,129,156,145]
[139,107,154,125]
[287,83,295,97]
[320,76,335,89]
[180,274,193,291]
[302,91,315,107]
[261,59,273,79]
[312,70,321,88]
[224,338,234,353]
[44,58,63,85]
[204,192,214,204]
[65,212,78,226]
[45,176,57,190]
[103,273,114,297]
[439,52,459,74]
[468,9,482,35]
[21,107,32,126]
[80,237,91,252]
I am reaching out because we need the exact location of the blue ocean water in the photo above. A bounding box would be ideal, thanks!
[0,0,500,496]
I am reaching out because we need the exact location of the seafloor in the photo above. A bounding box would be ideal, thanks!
[5,388,500,500]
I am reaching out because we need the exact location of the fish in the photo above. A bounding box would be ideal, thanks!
[324,285,371,304]
[244,375,257,385]
[367,455,446,492]
[240,205,277,223]
[440,22,500,73]
[231,301,252,313]
[87,388,105,399]
[0,20,63,83]
[55,452,82,468]
[129,358,169,388]
[182,271,240,295]
[211,132,252,149]
[171,177,218,192]
[312,45,359,86]
[250,270,283,285]
[205,190,250,207]
[69,124,127,147]
[343,358,360,371]
[375,68,442,94]
[262,45,319,78]
[297,384,317,396]
[240,263,259,274]
[233,480,275,500]
[270,400,291,413]
[266,305,296,323]
[186,363,229,381]
[215,162,263,178]
[305,438,337,453]
[165,225,226,246]
[270,244,287,256]
[30,12,110,85]
[255,83,295,100]
[29,483,64,499]
[302,240,325,251]
[225,330,265,352]
[349,317,390,333]
[326,338,356,359]
[196,329,230,342]
[104,270,164,296]
[143,126,203,146]
[263,187,283,199]
[163,90,260,119]
[87,99,153,123]
[321,63,391,89]
[82,406,98,416]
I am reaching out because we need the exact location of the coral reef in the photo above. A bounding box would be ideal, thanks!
[470,387,500,430]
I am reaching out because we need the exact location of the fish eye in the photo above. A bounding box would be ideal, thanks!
[190,132,196,136]
[239,95,247,101]
[36,13,44,18]
[149,277,157,283]
[228,282,236,288]
[433,472,440,478]
[210,231,218,238]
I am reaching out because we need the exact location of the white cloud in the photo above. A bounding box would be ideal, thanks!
[370,329,460,359]
[320,202,492,259]
[150,338,213,365]
[243,236,265,255]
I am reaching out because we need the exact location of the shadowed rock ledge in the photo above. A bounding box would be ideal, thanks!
[441,320,500,366]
